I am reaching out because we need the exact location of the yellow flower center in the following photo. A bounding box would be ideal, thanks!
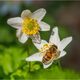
[22,18,40,35]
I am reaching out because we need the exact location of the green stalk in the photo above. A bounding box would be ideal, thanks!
[27,43,32,72]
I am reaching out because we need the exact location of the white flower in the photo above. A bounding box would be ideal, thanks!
[26,27,72,69]
[7,8,50,43]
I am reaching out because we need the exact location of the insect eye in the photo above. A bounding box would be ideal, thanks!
[53,45,57,49]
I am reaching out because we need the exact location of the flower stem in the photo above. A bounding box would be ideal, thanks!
[28,62,31,72]
[27,44,31,72]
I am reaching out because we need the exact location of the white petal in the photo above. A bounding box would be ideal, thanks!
[49,27,60,46]
[26,52,42,61]
[16,28,22,37]
[31,8,46,22]
[59,37,72,51]
[39,21,50,31]
[57,51,66,59]
[7,17,22,29]
[18,33,29,43]
[33,40,48,50]
[30,32,41,44]
[43,61,53,69]
[21,9,31,19]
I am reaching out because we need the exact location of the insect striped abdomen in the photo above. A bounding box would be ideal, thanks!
[42,44,59,65]
[42,52,53,64]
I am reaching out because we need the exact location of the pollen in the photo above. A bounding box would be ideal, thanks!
[22,18,40,35]
[40,44,51,52]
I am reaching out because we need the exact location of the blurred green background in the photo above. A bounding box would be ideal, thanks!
[0,1,80,80]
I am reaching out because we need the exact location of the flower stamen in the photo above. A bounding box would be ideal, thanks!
[22,18,40,35]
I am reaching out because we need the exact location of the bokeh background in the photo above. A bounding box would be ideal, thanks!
[0,0,80,79]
